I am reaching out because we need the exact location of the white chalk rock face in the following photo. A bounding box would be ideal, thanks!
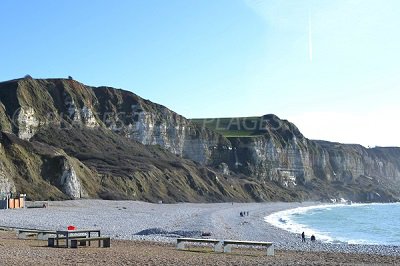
[247,137,313,185]
[0,172,15,194]
[80,106,98,128]
[65,96,82,122]
[17,107,39,140]
[105,103,223,165]
[0,144,15,194]
[59,159,82,199]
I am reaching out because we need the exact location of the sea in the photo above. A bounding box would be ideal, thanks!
[265,202,400,246]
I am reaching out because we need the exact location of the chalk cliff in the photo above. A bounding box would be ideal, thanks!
[195,115,400,202]
[0,77,399,202]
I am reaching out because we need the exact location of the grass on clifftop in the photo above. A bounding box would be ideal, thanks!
[190,117,267,137]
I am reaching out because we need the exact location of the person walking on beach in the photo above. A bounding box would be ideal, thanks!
[301,232,305,242]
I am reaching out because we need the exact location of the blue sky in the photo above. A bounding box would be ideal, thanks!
[1,0,399,147]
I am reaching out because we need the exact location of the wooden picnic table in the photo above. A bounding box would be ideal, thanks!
[55,229,101,248]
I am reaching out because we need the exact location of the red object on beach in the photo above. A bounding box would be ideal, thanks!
[67,225,77,230]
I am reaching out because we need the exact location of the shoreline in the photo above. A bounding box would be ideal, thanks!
[266,202,400,245]
[0,200,399,257]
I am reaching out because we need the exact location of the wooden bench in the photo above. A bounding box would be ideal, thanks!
[70,237,111,248]
[176,238,223,252]
[222,240,274,256]
[18,229,57,240]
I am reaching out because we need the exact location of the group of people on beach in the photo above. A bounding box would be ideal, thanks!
[239,211,249,217]
[301,232,316,242]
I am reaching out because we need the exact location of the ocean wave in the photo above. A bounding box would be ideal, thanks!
[264,204,337,243]
[264,202,400,245]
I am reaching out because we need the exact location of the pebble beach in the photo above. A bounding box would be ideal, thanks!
[1,200,400,265]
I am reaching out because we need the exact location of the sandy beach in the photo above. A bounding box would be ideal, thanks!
[1,200,400,265]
